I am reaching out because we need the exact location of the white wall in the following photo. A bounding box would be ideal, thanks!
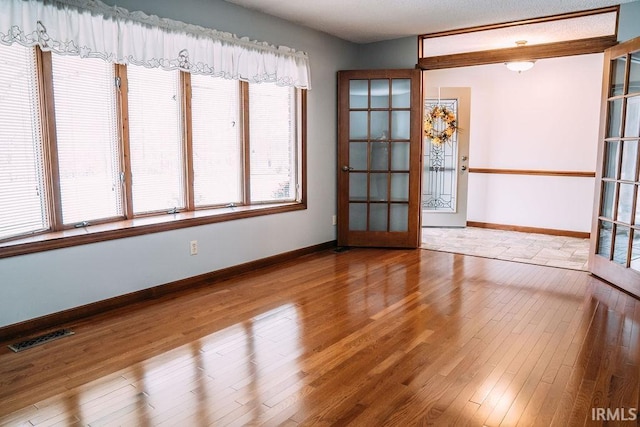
[424,54,603,232]
[0,0,358,328]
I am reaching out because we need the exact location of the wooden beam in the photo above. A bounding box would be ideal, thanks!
[418,6,619,39]
[418,35,618,70]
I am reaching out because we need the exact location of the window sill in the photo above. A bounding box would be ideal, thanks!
[0,202,305,259]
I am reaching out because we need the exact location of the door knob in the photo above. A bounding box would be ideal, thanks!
[342,165,354,172]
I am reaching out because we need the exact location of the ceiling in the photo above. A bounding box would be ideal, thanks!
[224,0,637,44]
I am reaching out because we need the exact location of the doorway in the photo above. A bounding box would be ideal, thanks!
[421,86,470,227]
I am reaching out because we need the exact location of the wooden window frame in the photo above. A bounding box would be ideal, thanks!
[0,47,307,259]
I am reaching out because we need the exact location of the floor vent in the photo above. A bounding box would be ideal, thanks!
[8,329,74,353]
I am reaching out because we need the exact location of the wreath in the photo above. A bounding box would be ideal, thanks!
[424,105,457,146]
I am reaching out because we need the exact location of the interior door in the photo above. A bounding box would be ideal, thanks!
[590,36,640,297]
[421,86,470,227]
[337,69,422,248]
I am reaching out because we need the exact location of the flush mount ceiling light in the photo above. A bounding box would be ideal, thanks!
[505,40,535,73]
[505,61,535,72]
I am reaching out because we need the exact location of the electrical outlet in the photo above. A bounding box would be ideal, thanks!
[190,240,198,255]
[332,215,337,226]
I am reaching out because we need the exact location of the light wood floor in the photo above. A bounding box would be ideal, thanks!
[0,248,638,426]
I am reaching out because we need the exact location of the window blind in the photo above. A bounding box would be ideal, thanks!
[249,84,297,202]
[127,66,185,214]
[51,55,122,225]
[0,43,48,240]
[191,75,242,206]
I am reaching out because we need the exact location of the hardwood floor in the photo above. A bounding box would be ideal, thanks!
[0,248,638,426]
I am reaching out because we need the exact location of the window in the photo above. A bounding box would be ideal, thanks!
[0,45,306,255]
[249,84,298,203]
[191,75,242,207]
[50,55,123,225]
[127,66,184,214]
[0,43,47,241]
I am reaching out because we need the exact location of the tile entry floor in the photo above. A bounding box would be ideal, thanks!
[422,226,590,271]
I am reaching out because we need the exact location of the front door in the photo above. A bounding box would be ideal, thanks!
[421,87,470,227]
[590,36,640,297]
[337,69,422,248]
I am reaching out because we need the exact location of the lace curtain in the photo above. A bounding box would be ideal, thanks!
[0,0,312,89]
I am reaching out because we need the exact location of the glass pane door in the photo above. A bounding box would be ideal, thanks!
[591,37,640,297]
[338,70,421,248]
[347,78,410,233]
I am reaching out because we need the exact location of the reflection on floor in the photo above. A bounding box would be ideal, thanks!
[422,226,590,271]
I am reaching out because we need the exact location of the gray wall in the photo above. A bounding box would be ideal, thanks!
[355,36,417,69]
[0,0,357,328]
[618,1,640,41]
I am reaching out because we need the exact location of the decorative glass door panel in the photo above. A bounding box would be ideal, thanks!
[420,86,470,228]
[591,37,640,297]
[338,69,421,248]
[423,98,458,212]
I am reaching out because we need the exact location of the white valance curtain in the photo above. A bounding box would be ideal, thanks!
[0,0,312,89]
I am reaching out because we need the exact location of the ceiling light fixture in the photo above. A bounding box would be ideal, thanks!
[505,61,535,72]
[505,40,535,73]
